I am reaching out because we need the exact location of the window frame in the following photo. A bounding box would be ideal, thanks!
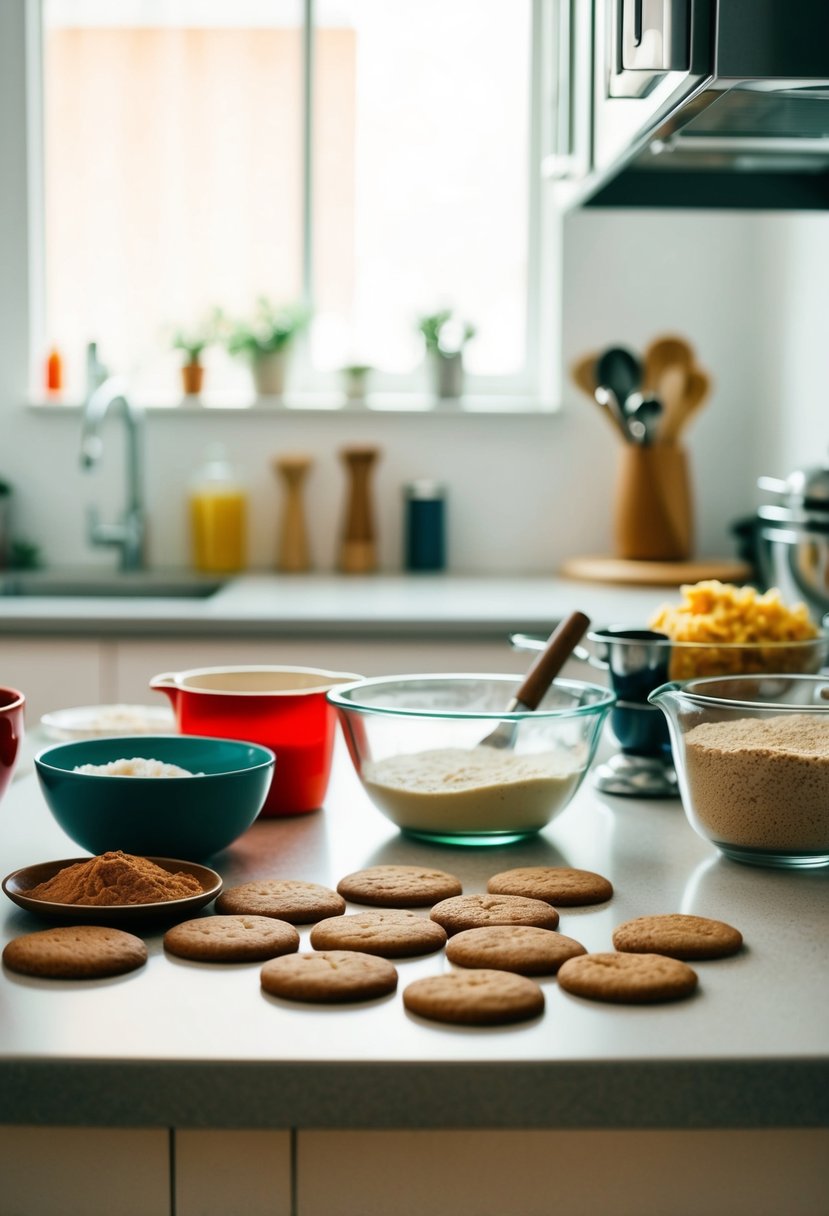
[25,0,563,411]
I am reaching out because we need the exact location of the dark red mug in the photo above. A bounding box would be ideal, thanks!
[0,686,25,803]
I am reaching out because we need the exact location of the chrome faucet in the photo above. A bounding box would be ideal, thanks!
[79,376,146,571]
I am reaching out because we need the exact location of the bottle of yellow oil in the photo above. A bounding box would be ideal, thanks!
[189,444,247,573]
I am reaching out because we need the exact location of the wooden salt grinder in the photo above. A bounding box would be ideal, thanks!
[339,445,380,573]
[272,454,313,572]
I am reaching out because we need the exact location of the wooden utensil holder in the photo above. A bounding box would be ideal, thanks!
[613,444,693,561]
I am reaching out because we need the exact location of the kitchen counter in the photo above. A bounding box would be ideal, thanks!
[1,739,827,1134]
[0,573,668,638]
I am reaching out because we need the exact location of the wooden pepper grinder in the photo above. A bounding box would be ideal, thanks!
[272,453,313,572]
[339,445,380,573]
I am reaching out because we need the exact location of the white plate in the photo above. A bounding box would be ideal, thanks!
[40,703,177,741]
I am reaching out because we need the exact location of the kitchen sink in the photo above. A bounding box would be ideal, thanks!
[0,570,227,599]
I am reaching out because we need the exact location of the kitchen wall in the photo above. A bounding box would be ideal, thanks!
[1,1,825,577]
[756,213,829,479]
[0,207,783,575]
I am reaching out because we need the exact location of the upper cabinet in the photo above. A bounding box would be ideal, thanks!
[548,0,829,211]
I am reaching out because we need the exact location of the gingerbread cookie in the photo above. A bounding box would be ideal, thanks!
[163,915,300,963]
[260,950,398,1003]
[337,864,462,908]
[310,909,447,958]
[2,925,147,979]
[216,880,345,924]
[557,952,698,1004]
[445,925,586,976]
[612,914,743,961]
[430,893,559,936]
[487,866,612,907]
[403,969,545,1026]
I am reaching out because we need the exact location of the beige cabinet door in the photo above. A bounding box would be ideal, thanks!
[0,638,105,723]
[113,638,525,703]
[0,1127,169,1216]
[296,1128,829,1216]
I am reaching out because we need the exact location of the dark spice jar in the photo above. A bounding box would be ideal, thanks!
[404,480,446,571]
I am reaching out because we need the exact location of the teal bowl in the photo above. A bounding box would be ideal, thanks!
[34,735,275,860]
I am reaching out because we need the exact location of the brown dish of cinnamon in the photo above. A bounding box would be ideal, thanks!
[25,851,203,906]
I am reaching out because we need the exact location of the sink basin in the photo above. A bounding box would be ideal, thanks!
[0,570,227,599]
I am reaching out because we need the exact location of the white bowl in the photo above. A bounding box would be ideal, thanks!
[40,703,177,741]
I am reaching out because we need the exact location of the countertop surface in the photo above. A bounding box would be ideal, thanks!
[0,572,672,638]
[1,736,826,1131]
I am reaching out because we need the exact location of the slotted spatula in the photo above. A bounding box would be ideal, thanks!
[481,611,591,749]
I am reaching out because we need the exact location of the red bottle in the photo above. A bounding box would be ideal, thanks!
[45,347,63,392]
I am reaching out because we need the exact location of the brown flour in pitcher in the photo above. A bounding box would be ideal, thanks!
[683,714,829,850]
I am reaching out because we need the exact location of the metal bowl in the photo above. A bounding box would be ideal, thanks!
[757,505,829,617]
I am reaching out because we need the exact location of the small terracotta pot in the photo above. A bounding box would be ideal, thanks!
[181,362,204,396]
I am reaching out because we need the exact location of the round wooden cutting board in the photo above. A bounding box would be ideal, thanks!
[560,555,753,587]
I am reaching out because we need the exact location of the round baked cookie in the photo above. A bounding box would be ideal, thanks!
[612,914,743,961]
[557,952,698,1004]
[216,880,345,924]
[2,925,147,979]
[430,893,559,936]
[310,909,447,958]
[446,925,586,976]
[487,866,613,907]
[403,969,545,1026]
[163,915,300,963]
[261,950,398,1003]
[336,864,462,908]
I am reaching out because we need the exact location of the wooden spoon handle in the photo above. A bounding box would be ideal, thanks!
[511,611,591,711]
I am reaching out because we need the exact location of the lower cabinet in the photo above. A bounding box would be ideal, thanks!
[296,1129,829,1216]
[111,637,525,704]
[2,635,526,722]
[0,1127,171,1216]
[0,1126,826,1216]
[174,1129,292,1216]
[0,638,105,723]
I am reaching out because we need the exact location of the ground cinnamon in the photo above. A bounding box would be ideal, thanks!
[26,851,203,906]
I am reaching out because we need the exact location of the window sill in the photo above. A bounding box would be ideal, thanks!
[27,391,560,417]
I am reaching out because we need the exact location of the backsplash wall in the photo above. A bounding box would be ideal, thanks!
[1,209,784,575]
[2,0,826,579]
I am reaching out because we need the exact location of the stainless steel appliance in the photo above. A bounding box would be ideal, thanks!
[757,460,829,618]
[551,0,829,210]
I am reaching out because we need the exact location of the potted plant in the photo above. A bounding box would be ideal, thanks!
[173,322,214,397]
[224,298,311,400]
[340,363,373,404]
[418,309,477,400]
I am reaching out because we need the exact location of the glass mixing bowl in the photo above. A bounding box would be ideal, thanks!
[649,673,829,869]
[328,673,615,845]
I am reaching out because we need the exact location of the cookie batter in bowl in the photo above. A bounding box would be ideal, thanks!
[362,746,583,838]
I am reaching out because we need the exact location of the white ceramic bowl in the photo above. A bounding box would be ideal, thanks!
[40,703,176,741]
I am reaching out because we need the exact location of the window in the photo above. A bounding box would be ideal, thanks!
[36,0,557,406]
